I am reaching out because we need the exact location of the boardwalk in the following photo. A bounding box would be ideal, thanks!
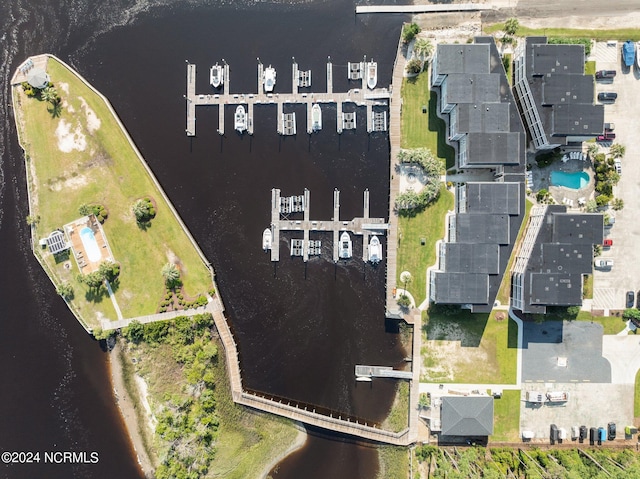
[185,60,390,136]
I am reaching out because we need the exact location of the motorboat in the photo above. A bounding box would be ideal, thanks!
[623,40,635,67]
[368,235,382,264]
[263,65,276,92]
[366,60,377,90]
[339,231,352,259]
[636,42,640,69]
[234,105,247,133]
[356,376,372,382]
[311,103,322,132]
[262,228,272,251]
[210,63,223,88]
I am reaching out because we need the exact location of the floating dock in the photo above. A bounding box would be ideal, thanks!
[355,365,413,380]
[269,188,388,263]
[185,57,389,136]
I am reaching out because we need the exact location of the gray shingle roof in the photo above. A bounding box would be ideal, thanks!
[441,396,494,436]
[466,183,521,215]
[456,214,510,244]
[432,272,489,304]
[441,243,500,274]
[435,44,491,75]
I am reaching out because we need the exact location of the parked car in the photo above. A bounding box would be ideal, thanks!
[598,92,618,102]
[608,422,616,441]
[614,160,622,174]
[595,259,614,268]
[603,239,613,247]
[636,292,640,309]
[596,70,617,79]
[598,427,607,444]
[589,427,597,446]
[604,122,615,131]
[579,425,587,443]
[627,291,635,308]
[597,132,616,141]
[571,426,579,440]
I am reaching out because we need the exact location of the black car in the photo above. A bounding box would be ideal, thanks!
[579,425,587,443]
[608,422,616,441]
[595,70,617,79]
[627,291,635,308]
[550,424,559,445]
[598,92,618,102]
[589,427,597,446]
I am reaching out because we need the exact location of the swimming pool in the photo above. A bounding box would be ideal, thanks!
[550,171,589,190]
[80,227,101,262]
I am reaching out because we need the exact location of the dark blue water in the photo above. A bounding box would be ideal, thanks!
[0,0,407,477]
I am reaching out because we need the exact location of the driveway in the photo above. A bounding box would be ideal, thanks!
[591,41,640,312]
[602,334,640,384]
[521,321,611,383]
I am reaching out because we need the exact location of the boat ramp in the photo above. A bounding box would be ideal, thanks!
[268,188,388,263]
[185,57,389,136]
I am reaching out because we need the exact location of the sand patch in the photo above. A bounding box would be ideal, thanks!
[58,82,69,94]
[135,375,157,431]
[50,174,89,192]
[79,97,101,133]
[55,119,86,152]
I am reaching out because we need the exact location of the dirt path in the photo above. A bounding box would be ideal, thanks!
[108,342,155,478]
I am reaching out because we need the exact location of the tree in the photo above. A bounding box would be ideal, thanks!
[585,199,598,213]
[587,143,599,158]
[132,199,149,222]
[78,203,91,216]
[84,271,105,290]
[504,17,519,36]
[93,327,115,341]
[98,261,120,282]
[609,143,626,159]
[162,263,181,288]
[40,86,59,104]
[612,198,624,211]
[405,58,422,75]
[595,194,610,207]
[418,393,430,409]
[413,38,433,62]
[123,320,144,343]
[397,294,411,309]
[536,189,549,202]
[26,214,40,226]
[56,282,74,300]
[402,23,420,44]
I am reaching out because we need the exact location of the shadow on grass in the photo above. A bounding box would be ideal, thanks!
[423,305,489,347]
[428,91,455,169]
[508,315,518,348]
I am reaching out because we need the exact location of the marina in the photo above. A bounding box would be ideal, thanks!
[268,188,388,263]
[185,57,390,136]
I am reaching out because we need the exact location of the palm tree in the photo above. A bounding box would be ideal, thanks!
[48,98,62,118]
[132,199,149,222]
[40,86,57,103]
[609,143,626,159]
[413,38,434,62]
[587,143,599,158]
[162,263,180,288]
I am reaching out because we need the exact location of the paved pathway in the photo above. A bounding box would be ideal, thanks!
[105,280,123,321]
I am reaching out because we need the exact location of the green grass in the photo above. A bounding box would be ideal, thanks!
[583,275,594,299]
[635,369,640,418]
[503,53,513,86]
[496,199,533,305]
[575,310,627,335]
[15,58,212,327]
[585,60,596,76]
[484,24,640,41]
[396,187,454,305]
[421,310,518,384]
[378,446,409,479]
[400,72,455,167]
[492,390,521,442]
[384,382,410,433]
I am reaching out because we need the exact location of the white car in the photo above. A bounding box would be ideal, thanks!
[615,160,622,174]
[595,259,614,268]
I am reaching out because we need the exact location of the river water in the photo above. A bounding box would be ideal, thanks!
[0,0,407,477]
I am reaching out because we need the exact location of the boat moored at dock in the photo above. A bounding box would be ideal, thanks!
[339,231,353,259]
[263,65,276,92]
[210,63,223,88]
[234,105,247,133]
[368,235,381,264]
[623,40,635,67]
[367,60,377,89]
[262,228,272,251]
[311,103,322,132]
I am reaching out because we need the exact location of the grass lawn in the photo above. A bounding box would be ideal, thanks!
[383,382,409,433]
[492,390,521,442]
[400,71,455,168]
[396,186,454,305]
[495,199,533,305]
[421,309,517,384]
[583,275,593,299]
[484,24,640,41]
[635,369,640,418]
[503,53,513,86]
[14,57,212,328]
[585,60,596,76]
[378,446,409,479]
[576,310,627,335]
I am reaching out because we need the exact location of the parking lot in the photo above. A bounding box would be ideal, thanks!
[591,41,640,312]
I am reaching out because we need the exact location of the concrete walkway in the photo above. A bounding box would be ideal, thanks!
[105,280,123,321]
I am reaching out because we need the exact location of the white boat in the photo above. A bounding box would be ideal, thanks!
[637,42,640,69]
[311,103,322,132]
[339,231,352,259]
[263,65,276,92]
[367,60,377,90]
[368,235,382,264]
[356,376,372,382]
[210,63,223,88]
[235,105,247,133]
[262,228,272,251]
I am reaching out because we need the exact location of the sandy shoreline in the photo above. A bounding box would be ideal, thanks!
[259,424,308,479]
[108,341,155,478]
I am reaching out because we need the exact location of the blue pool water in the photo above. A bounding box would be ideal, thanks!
[80,227,101,262]
[550,171,589,189]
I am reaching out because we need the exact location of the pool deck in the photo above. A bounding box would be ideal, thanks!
[64,215,115,274]
[528,147,596,209]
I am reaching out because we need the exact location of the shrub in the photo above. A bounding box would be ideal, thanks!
[595,194,610,207]
[402,23,420,44]
[548,37,591,56]
[406,58,423,75]
[397,294,411,309]
[536,189,549,202]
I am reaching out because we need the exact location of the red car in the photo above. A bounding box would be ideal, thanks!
[597,132,616,141]
[603,239,613,247]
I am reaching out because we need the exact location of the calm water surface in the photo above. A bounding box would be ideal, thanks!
[1,0,407,477]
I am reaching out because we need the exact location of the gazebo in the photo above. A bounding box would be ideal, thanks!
[27,68,50,89]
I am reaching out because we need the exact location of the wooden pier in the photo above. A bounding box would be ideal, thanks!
[185,58,389,136]
[355,365,413,380]
[269,188,388,263]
